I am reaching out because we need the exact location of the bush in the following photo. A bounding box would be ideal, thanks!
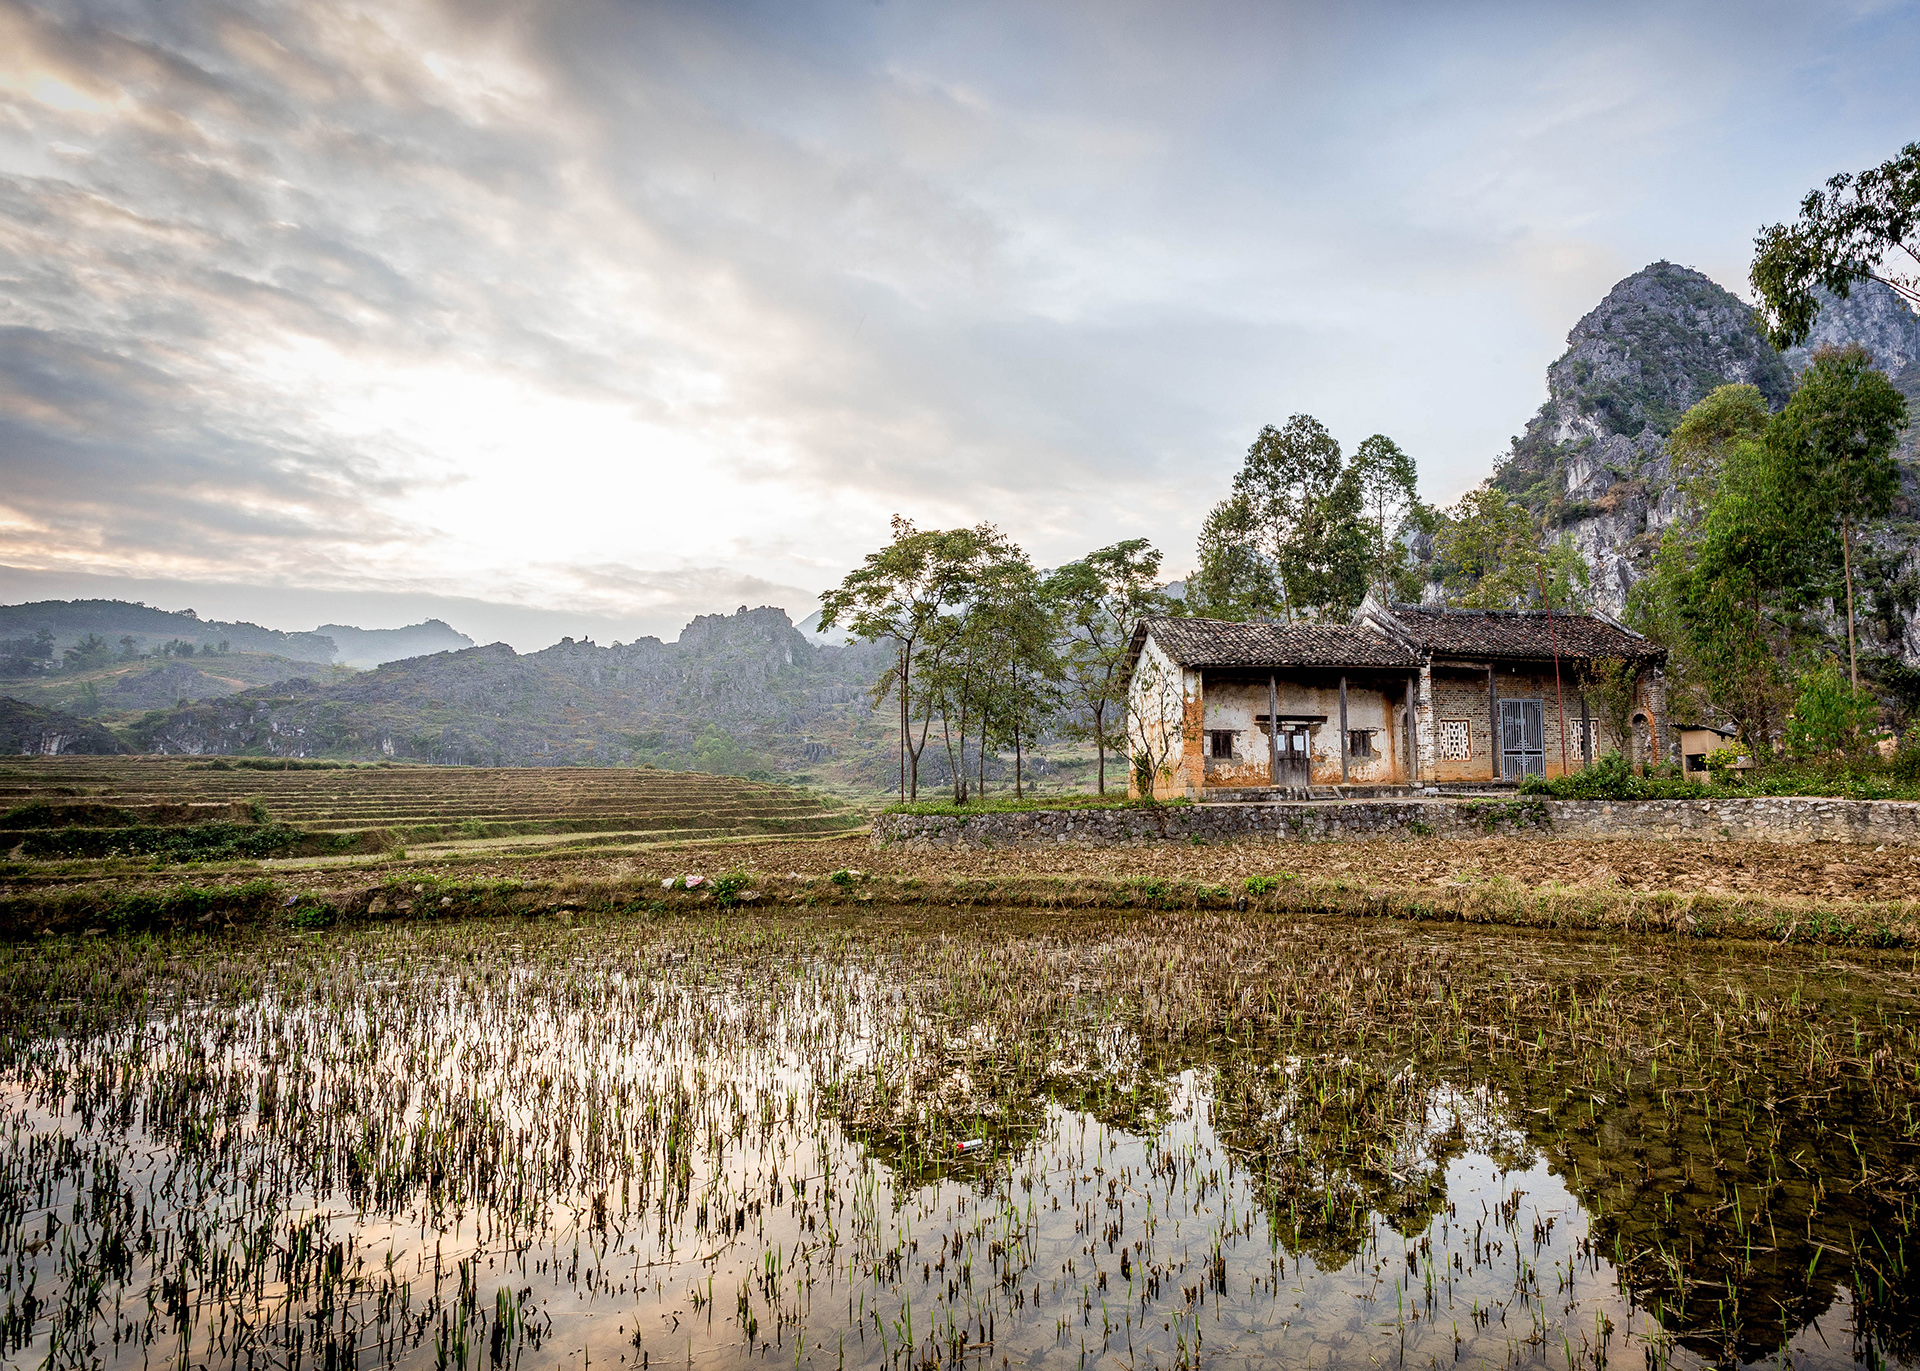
[1784,658,1882,759]
[1519,752,1702,801]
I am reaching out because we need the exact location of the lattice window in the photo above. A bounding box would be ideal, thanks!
[1438,719,1471,761]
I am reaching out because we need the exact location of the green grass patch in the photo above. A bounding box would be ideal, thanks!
[884,793,1190,817]
[1522,751,1920,803]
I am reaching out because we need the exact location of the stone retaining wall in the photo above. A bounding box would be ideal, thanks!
[871,796,1920,849]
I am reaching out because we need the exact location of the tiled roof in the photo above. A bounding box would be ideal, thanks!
[1378,606,1663,663]
[1138,617,1421,669]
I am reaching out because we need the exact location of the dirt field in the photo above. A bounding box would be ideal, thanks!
[165,830,1904,903]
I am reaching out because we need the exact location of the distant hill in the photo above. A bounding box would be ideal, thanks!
[2,652,357,717]
[0,599,337,663]
[316,619,475,668]
[124,606,906,786]
[1,699,123,756]
[0,599,483,672]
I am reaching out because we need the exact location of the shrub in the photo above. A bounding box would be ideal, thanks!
[1518,753,1700,801]
[1784,658,1882,759]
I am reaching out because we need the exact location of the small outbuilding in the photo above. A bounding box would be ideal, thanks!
[1123,595,1666,799]
[1672,723,1744,779]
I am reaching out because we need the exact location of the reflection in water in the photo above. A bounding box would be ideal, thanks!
[0,910,1913,1368]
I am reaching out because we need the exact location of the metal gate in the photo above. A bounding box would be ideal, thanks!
[1500,699,1545,779]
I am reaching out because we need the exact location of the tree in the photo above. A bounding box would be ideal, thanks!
[1433,488,1590,613]
[1784,657,1882,760]
[1230,416,1344,621]
[1767,345,1909,689]
[1189,493,1282,620]
[819,517,1002,801]
[1044,539,1170,794]
[1665,383,1770,526]
[1347,434,1423,597]
[922,537,1049,804]
[1288,465,1374,620]
[1751,141,1920,349]
[1633,397,1827,751]
[1123,643,1189,800]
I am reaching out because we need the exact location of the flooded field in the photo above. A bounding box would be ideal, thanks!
[1,907,1914,1370]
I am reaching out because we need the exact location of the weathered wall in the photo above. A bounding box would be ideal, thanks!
[874,795,1920,848]
[1424,664,1655,783]
[1199,679,1404,787]
[1124,637,1199,800]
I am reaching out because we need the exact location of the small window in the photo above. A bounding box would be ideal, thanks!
[1685,752,1708,771]
[1209,730,1236,759]
[1348,729,1374,759]
[1438,719,1471,761]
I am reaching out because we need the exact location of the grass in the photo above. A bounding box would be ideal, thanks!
[883,792,1190,817]
[1523,749,1920,802]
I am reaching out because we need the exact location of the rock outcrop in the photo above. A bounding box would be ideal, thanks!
[1491,262,1793,614]
[1489,265,1920,666]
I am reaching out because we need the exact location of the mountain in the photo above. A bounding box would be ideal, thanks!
[316,619,475,668]
[124,605,901,784]
[1489,262,1795,613]
[1488,264,1920,653]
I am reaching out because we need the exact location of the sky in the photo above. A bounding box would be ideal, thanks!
[1,0,1917,650]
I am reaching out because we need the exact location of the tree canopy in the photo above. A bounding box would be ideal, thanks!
[1751,141,1920,349]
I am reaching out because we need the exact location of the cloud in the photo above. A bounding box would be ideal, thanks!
[1,0,1917,631]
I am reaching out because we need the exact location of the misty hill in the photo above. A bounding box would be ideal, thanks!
[318,619,475,668]
[124,606,901,784]
[0,599,338,663]
[0,599,481,669]
[1489,264,1920,655]
[3,652,357,717]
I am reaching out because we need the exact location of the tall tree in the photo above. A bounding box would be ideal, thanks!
[922,535,1047,805]
[1289,465,1374,620]
[1044,539,1169,794]
[1751,141,1920,348]
[1765,344,1909,689]
[1634,397,1828,750]
[1664,383,1771,526]
[1347,434,1423,597]
[1434,488,1590,613]
[1190,492,1282,620]
[819,517,1001,801]
[1230,416,1344,621]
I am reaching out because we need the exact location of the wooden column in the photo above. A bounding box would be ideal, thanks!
[1403,675,1417,785]
[1339,675,1350,785]
[1487,664,1500,781]
[1267,674,1279,784]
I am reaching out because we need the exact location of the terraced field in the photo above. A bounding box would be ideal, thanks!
[0,757,867,860]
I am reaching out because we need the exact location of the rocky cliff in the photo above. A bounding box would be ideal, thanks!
[1489,264,1920,663]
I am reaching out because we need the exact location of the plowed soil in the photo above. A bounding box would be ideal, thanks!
[232,833,1915,903]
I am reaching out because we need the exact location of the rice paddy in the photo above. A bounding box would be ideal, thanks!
[2,906,1914,1369]
[0,758,865,859]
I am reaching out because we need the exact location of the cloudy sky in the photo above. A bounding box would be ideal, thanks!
[1,0,1915,648]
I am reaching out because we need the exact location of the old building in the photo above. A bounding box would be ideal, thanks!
[1357,598,1666,784]
[1123,617,1423,799]
[1124,597,1665,799]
